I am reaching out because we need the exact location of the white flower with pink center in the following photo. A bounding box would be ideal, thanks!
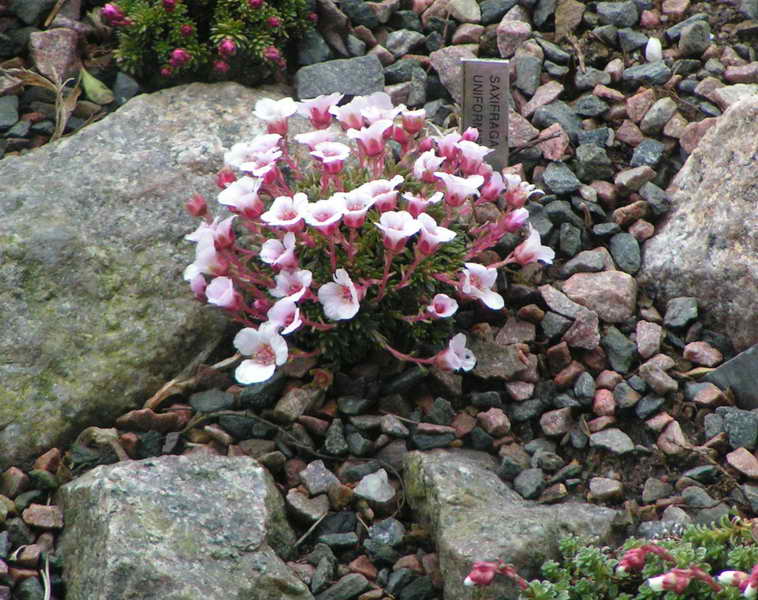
[270,269,313,302]
[330,93,392,129]
[233,322,289,383]
[266,298,302,335]
[246,147,282,180]
[361,98,403,124]
[435,333,476,371]
[253,97,298,135]
[347,119,393,157]
[402,191,443,217]
[303,195,345,234]
[297,93,343,129]
[294,129,334,150]
[503,173,543,209]
[461,262,504,310]
[375,210,421,251]
[434,172,484,207]
[401,108,426,134]
[432,132,463,160]
[479,171,505,203]
[217,176,264,218]
[318,268,361,320]
[456,140,493,174]
[427,293,458,318]
[261,193,309,229]
[224,134,281,170]
[413,150,446,183]
[356,174,404,212]
[205,276,242,310]
[183,234,227,281]
[339,190,376,228]
[260,232,297,270]
[310,141,351,174]
[185,215,236,248]
[510,225,555,265]
[416,212,456,255]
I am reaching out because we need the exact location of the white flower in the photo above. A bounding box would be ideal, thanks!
[461,262,505,310]
[375,210,421,251]
[303,195,345,232]
[217,176,263,217]
[434,171,484,207]
[297,93,343,128]
[270,269,313,302]
[253,97,297,122]
[413,150,446,183]
[261,193,309,228]
[510,225,555,265]
[224,134,281,170]
[456,139,493,173]
[347,119,393,157]
[294,129,335,150]
[436,334,476,371]
[259,232,297,270]
[340,189,376,228]
[183,234,226,281]
[356,174,404,212]
[318,268,360,320]
[233,322,288,384]
[647,575,665,592]
[311,141,351,170]
[205,276,240,309]
[266,298,302,335]
[427,293,458,318]
[416,212,456,254]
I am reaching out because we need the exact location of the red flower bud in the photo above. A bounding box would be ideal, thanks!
[163,0,177,11]
[160,66,173,78]
[185,194,207,218]
[266,16,282,27]
[215,168,237,189]
[248,0,263,7]
[213,60,230,74]
[307,11,318,22]
[180,24,194,37]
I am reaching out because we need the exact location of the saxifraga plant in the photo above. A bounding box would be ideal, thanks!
[97,0,313,88]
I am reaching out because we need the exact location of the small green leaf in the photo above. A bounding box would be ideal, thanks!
[80,67,115,104]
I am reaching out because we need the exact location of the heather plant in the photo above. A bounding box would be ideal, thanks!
[464,517,758,600]
[183,92,553,384]
[97,0,312,87]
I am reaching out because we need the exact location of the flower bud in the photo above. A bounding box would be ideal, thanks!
[180,24,194,37]
[160,66,173,78]
[216,168,237,189]
[263,46,282,61]
[163,0,177,11]
[213,60,230,74]
[461,126,479,141]
[185,193,207,218]
[267,16,282,27]
[417,137,433,152]
[248,0,263,7]
[307,11,318,22]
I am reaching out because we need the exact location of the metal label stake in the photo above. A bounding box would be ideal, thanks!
[461,58,510,170]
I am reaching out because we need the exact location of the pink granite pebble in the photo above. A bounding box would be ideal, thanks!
[593,389,616,416]
[540,407,574,436]
[636,320,662,359]
[626,88,655,123]
[477,408,511,436]
[683,341,723,366]
[726,448,758,479]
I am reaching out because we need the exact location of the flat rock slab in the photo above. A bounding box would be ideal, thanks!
[638,97,758,353]
[403,449,619,600]
[0,82,303,469]
[59,454,312,600]
[704,343,758,410]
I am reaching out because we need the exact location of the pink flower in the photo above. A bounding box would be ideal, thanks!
[479,171,504,203]
[311,141,351,174]
[456,140,493,175]
[339,190,375,228]
[318,268,360,320]
[101,3,130,26]
[217,176,264,218]
[180,24,194,37]
[162,0,177,11]
[509,226,555,265]
[427,293,458,318]
[233,322,288,383]
[403,191,443,217]
[294,129,334,150]
[647,568,721,595]
[461,262,504,309]
[189,273,207,301]
[263,46,282,62]
[434,172,484,207]
[502,207,529,233]
[185,193,207,218]
[205,276,243,310]
[413,150,445,184]
[254,97,298,136]
[356,174,404,212]
[329,93,389,130]
[303,195,345,235]
[461,126,479,141]
[266,299,302,335]
[503,173,543,209]
[261,193,309,230]
[401,108,426,135]
[375,210,421,251]
[216,168,236,189]
[616,544,676,576]
[184,234,228,280]
[160,66,173,78]
[249,0,263,7]
[169,48,191,68]
[347,120,393,158]
[432,132,462,161]
[297,93,343,129]
[267,16,282,27]
[260,232,298,270]
[270,269,313,302]
[436,333,476,372]
[218,38,237,58]
[416,212,455,255]
[213,60,230,74]
[186,215,237,250]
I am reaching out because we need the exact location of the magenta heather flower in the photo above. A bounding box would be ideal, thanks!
[266,16,282,27]
[162,0,177,11]
[218,38,237,58]
[213,60,230,74]
[101,3,130,26]
[249,0,263,7]
[169,48,191,68]
[262,46,282,62]
[160,66,173,78]
[180,24,194,37]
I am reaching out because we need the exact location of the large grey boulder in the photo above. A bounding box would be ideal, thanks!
[0,82,300,469]
[638,97,758,353]
[58,454,313,600]
[403,449,619,600]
